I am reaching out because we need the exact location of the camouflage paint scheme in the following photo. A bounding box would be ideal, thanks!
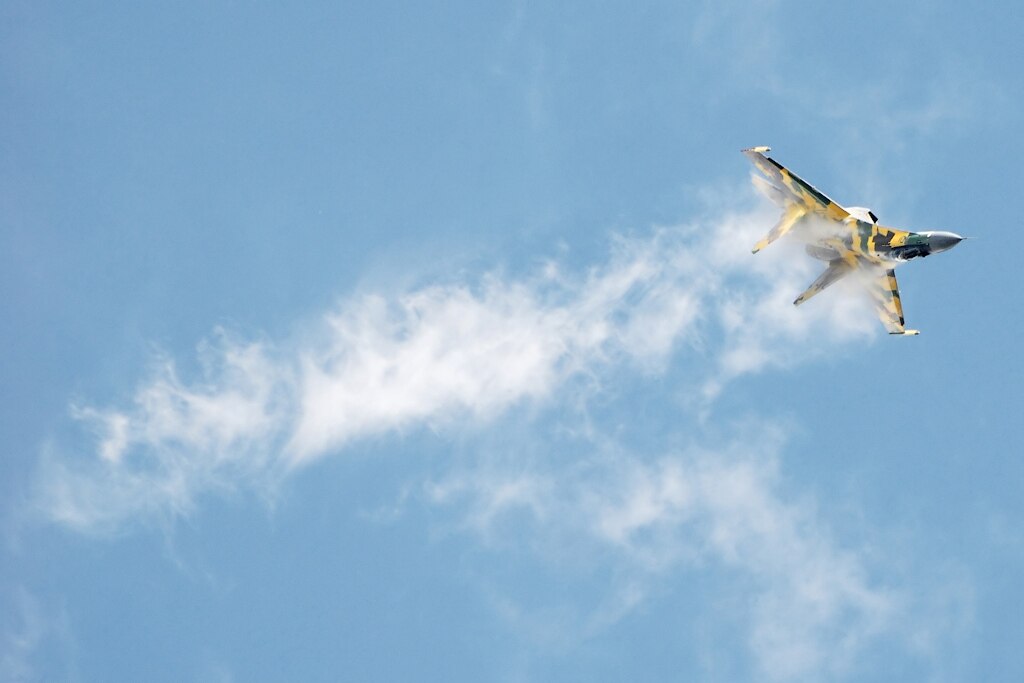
[743,146,962,335]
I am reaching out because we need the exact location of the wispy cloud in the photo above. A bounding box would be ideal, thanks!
[425,428,895,681]
[39,336,290,533]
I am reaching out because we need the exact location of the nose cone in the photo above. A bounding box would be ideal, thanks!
[923,231,964,254]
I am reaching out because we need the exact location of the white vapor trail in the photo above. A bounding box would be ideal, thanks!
[36,201,874,532]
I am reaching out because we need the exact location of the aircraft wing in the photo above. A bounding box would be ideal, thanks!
[866,268,919,335]
[793,259,854,306]
[743,147,850,222]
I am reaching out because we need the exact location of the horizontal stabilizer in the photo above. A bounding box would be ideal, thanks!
[794,260,853,306]
[752,204,806,254]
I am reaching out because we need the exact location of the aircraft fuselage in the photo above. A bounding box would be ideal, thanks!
[795,216,963,267]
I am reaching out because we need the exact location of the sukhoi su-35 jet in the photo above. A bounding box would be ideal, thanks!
[743,146,963,335]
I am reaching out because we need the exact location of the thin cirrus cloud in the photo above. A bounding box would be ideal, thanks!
[34,198,876,534]
[426,434,895,681]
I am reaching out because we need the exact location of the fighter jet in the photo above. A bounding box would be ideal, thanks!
[743,146,963,335]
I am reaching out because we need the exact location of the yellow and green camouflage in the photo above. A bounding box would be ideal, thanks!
[743,146,962,335]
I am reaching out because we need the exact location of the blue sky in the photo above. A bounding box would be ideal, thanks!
[2,1,1021,681]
